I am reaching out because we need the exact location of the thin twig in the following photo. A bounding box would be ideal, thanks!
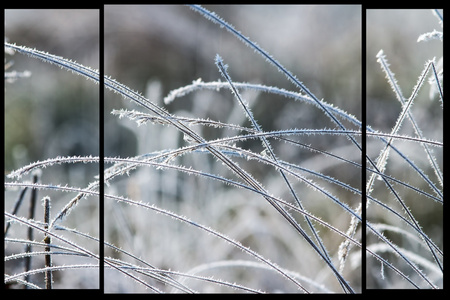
[43,196,52,289]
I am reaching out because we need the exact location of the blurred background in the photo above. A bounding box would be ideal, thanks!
[367,9,443,133]
[5,9,99,289]
[104,5,362,148]
[366,9,443,289]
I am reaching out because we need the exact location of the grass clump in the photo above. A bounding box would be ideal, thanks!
[102,5,361,293]
[365,9,443,289]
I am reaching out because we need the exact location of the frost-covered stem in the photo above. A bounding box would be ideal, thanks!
[24,171,40,288]
[43,196,52,289]
[216,54,340,290]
